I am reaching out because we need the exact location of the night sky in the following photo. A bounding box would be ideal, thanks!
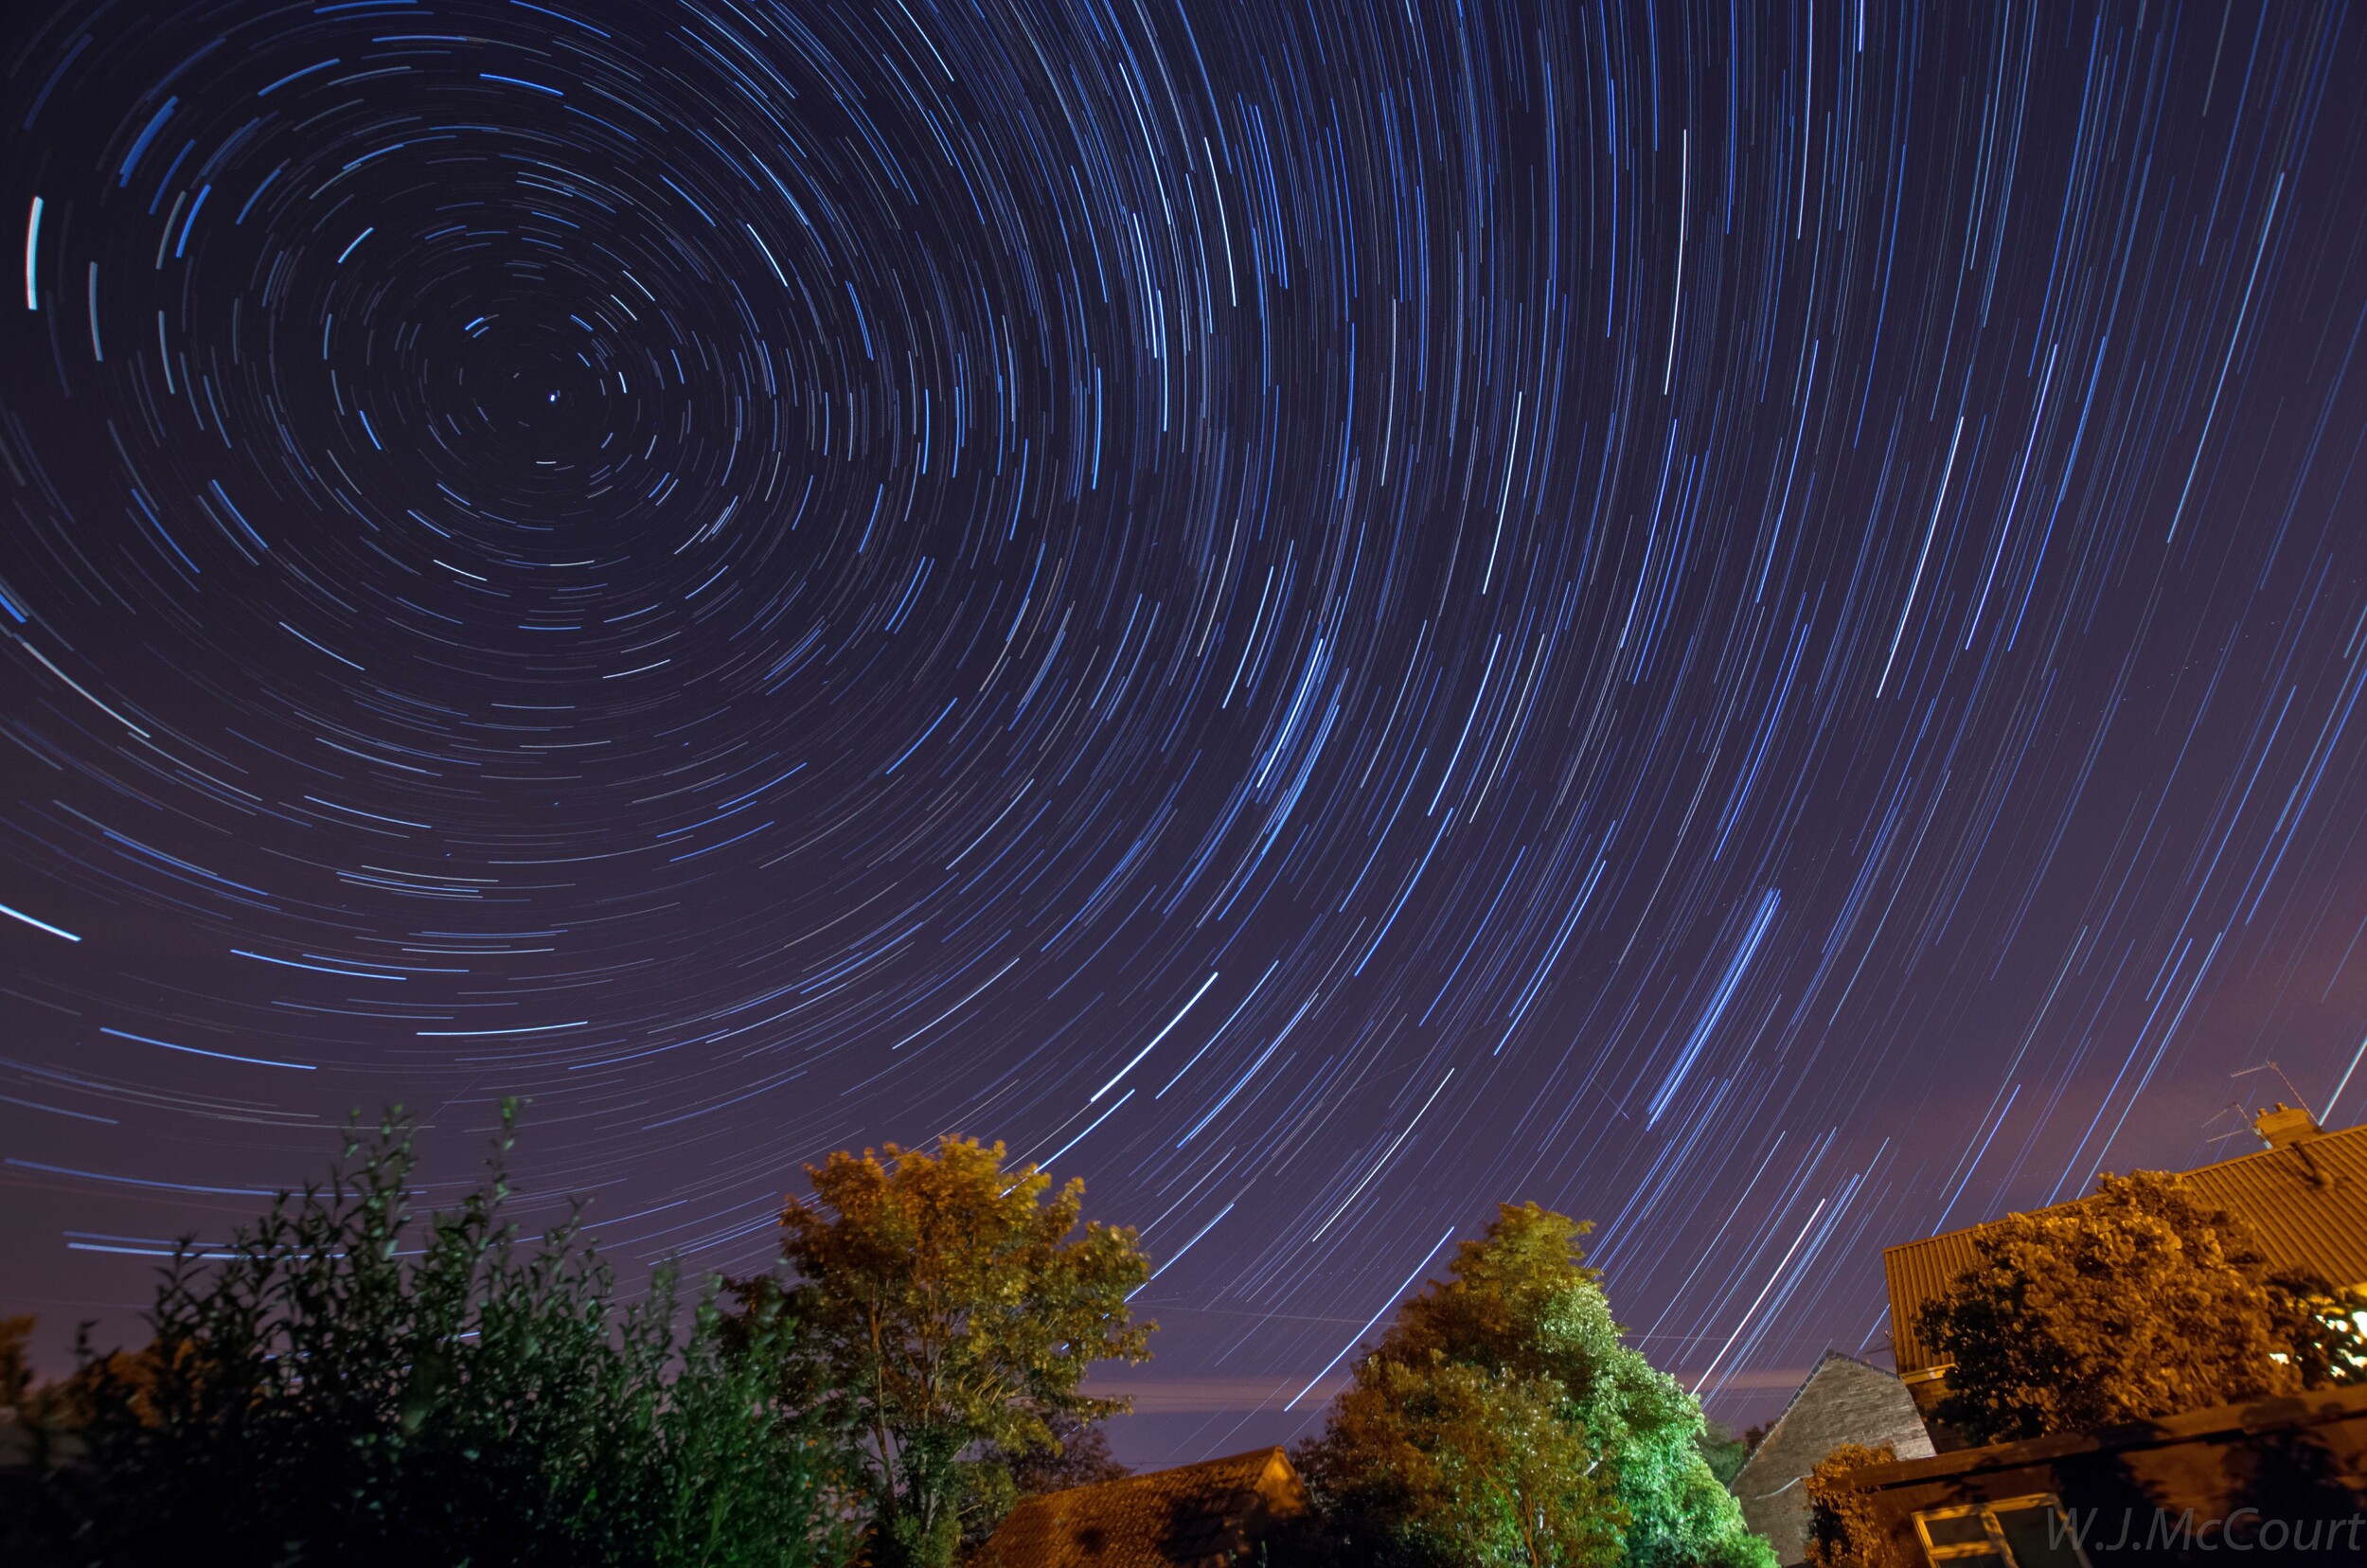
[5,0,2366,1466]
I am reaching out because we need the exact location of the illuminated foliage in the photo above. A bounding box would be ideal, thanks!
[1301,1349,1625,1568]
[765,1136,1152,1568]
[2276,1277,2367,1390]
[1917,1169,2365,1442]
[1697,1420,1753,1488]
[1295,1203,1775,1568]
[1800,1443,1908,1568]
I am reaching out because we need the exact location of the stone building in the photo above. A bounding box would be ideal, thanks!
[1729,1349,1935,1564]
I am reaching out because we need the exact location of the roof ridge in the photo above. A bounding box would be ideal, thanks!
[2191,1117,2365,1175]
[1016,1446,1286,1504]
[1883,1119,2367,1257]
[1745,1348,1897,1454]
[986,1447,1308,1567]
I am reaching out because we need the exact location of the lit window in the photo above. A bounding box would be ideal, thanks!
[1913,1495,2090,1567]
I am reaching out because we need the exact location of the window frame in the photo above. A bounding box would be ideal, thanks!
[1913,1493,2091,1567]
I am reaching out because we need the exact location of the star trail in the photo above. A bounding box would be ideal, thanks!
[4,0,2365,1462]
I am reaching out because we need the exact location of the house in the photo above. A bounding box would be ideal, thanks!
[1730,1350,1935,1565]
[974,1446,1312,1568]
[1881,1109,2367,1435]
[1814,1381,2367,1566]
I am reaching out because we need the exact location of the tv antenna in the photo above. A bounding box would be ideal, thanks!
[2230,1060,2311,1118]
[2200,1096,2257,1145]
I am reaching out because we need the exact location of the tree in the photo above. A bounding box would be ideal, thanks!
[0,1314,32,1409]
[994,1409,1132,1496]
[1916,1170,2367,1442]
[763,1136,1152,1568]
[1697,1420,1751,1488]
[2272,1271,2367,1390]
[4,1104,847,1568]
[1303,1349,1625,1568]
[1294,1203,1775,1568]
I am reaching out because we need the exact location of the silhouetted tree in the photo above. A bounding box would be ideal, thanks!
[0,1314,32,1410]
[997,1410,1131,1496]
[4,1104,846,1568]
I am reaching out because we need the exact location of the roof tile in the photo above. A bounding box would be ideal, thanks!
[976,1447,1311,1568]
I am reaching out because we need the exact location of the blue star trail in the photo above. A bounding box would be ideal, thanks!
[3,0,2364,1461]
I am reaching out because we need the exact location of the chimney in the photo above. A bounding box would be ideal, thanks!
[2254,1102,2323,1149]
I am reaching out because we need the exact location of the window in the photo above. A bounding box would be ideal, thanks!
[1914,1495,2090,1568]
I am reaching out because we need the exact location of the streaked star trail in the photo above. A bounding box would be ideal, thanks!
[3,0,2365,1460]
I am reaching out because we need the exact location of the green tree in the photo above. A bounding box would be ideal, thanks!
[5,1104,846,1568]
[765,1136,1152,1568]
[1294,1203,1775,1568]
[1697,1420,1751,1488]
[1917,1170,2367,1442]
[1303,1349,1625,1568]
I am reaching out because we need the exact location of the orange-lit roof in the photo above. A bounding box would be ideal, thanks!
[1884,1121,2367,1375]
[975,1446,1309,1568]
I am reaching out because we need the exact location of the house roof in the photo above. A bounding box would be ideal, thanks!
[976,1446,1310,1568]
[1883,1119,2367,1375]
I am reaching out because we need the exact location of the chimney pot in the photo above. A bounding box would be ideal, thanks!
[2254,1102,2323,1149]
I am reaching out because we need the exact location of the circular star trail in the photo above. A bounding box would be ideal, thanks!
[5,0,2366,1455]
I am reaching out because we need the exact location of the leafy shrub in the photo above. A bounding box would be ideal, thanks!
[6,1103,847,1568]
[1800,1443,1905,1568]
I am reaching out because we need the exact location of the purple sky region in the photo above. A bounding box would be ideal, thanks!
[4,0,2365,1466]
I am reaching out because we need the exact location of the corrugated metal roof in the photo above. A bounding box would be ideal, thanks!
[976,1446,1308,1568]
[1883,1121,2367,1375]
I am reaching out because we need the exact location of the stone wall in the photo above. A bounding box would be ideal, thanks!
[1731,1352,1935,1564]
